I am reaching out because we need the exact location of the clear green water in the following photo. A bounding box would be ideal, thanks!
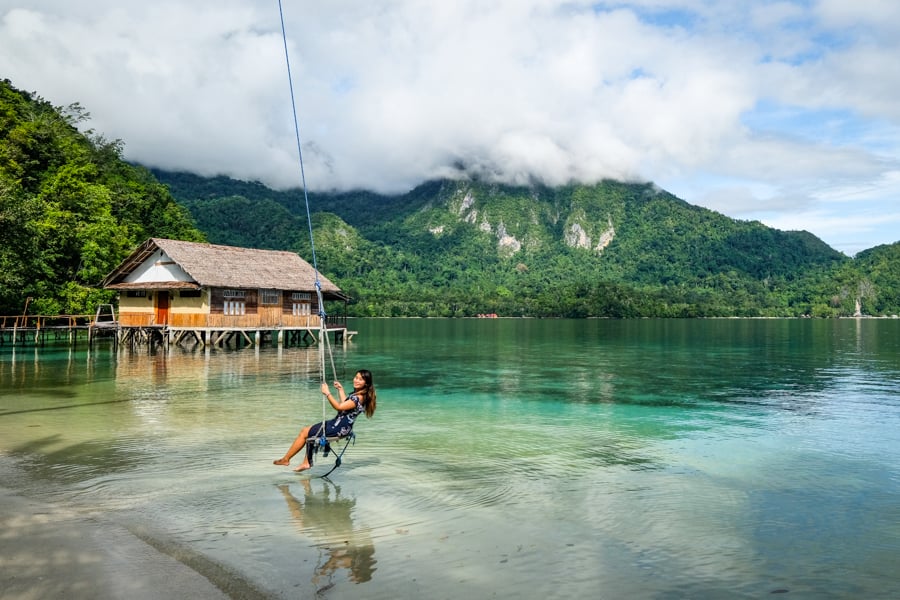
[1,319,899,599]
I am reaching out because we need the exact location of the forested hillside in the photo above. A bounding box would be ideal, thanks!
[851,243,900,315]
[156,170,900,318]
[2,75,896,320]
[0,79,204,316]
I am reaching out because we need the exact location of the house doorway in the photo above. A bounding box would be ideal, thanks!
[155,291,170,325]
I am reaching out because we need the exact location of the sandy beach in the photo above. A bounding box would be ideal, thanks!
[0,486,262,600]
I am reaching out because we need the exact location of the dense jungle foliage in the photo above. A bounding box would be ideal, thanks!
[0,79,204,316]
[2,77,898,318]
[157,170,900,318]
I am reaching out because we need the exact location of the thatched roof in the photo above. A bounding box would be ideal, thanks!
[101,238,347,300]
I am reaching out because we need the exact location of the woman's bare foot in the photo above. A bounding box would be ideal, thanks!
[292,463,311,472]
[273,458,290,466]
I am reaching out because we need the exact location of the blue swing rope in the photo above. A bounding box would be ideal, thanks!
[277,0,341,462]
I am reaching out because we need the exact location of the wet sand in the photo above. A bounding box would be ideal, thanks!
[0,486,266,600]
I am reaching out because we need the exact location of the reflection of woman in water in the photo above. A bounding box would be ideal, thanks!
[274,370,376,472]
[278,480,377,585]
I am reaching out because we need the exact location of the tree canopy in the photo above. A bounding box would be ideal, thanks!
[0,79,204,316]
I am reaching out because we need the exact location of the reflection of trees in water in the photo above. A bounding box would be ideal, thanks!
[278,480,376,590]
[114,345,325,389]
[112,345,328,428]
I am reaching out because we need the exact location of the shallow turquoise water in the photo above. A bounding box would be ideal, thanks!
[1,319,899,598]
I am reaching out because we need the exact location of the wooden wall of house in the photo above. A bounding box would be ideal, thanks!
[116,287,324,329]
[206,314,259,328]
[118,291,155,326]
[201,312,320,328]
[281,314,319,328]
[258,306,282,327]
[281,291,319,325]
[209,289,258,314]
[169,289,209,327]
[169,313,211,327]
[120,313,155,327]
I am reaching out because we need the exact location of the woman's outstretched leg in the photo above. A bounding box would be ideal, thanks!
[273,425,312,469]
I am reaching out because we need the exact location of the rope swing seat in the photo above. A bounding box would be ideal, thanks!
[305,432,356,479]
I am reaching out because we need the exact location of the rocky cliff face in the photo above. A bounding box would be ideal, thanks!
[565,216,615,253]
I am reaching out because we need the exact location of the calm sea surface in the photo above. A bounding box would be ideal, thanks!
[1,318,899,599]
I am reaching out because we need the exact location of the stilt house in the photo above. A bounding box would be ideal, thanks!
[101,238,348,330]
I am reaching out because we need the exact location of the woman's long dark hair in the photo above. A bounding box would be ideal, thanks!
[355,369,377,418]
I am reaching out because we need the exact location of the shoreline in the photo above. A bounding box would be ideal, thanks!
[0,484,268,600]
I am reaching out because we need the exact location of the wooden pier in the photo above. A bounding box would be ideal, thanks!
[0,312,355,349]
[117,322,355,349]
[0,314,95,347]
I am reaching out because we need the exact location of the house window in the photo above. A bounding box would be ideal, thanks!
[180,290,201,298]
[223,289,245,299]
[261,289,280,305]
[224,301,245,316]
[292,302,311,316]
[292,292,311,301]
[126,291,147,298]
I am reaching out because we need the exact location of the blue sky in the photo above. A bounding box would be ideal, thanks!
[1,0,898,255]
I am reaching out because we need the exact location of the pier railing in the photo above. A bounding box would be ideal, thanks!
[0,314,94,330]
[0,314,103,347]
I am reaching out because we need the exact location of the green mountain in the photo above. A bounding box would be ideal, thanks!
[0,79,204,316]
[154,170,897,318]
[2,74,894,320]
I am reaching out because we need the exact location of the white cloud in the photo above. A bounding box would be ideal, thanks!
[0,0,898,254]
[816,0,900,36]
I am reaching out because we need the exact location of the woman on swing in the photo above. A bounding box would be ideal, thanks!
[274,370,377,472]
